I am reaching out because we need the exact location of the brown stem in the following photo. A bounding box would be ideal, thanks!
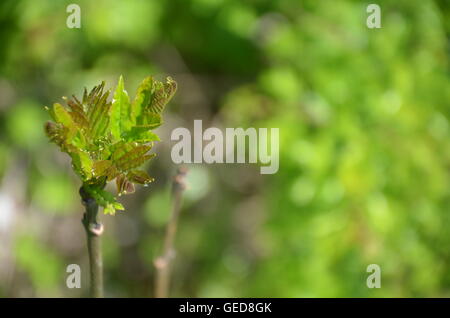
[154,167,188,298]
[80,187,104,298]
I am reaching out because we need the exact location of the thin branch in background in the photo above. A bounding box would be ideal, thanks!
[154,167,188,298]
[80,187,104,298]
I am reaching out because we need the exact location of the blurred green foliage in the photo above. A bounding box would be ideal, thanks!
[0,0,448,297]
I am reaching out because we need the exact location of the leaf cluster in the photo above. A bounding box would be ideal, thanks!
[45,76,177,214]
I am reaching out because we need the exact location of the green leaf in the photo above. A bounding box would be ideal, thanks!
[113,144,154,171]
[110,75,132,140]
[116,174,135,196]
[105,165,119,181]
[104,204,115,215]
[164,76,177,101]
[92,160,113,178]
[110,141,136,162]
[114,202,125,210]
[121,126,160,143]
[139,112,162,128]
[147,77,177,114]
[132,76,153,121]
[51,103,76,129]
[71,150,93,180]
[103,201,125,215]
[71,129,88,150]
[91,102,111,140]
[44,122,66,148]
[86,82,107,121]
[127,170,155,185]
[67,97,89,129]
[83,185,123,215]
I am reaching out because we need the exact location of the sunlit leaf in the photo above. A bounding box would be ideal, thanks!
[92,160,113,178]
[44,75,177,215]
[121,126,160,143]
[147,77,177,114]
[132,76,153,120]
[71,150,93,180]
[116,174,135,196]
[127,170,155,185]
[51,103,74,128]
[139,112,162,128]
[110,75,132,140]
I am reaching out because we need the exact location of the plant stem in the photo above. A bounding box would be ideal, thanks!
[80,187,104,298]
[154,167,188,298]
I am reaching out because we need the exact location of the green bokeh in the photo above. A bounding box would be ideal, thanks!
[0,0,448,297]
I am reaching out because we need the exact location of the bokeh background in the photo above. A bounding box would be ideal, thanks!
[0,0,449,297]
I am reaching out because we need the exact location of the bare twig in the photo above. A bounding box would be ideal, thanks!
[154,167,188,298]
[80,187,104,298]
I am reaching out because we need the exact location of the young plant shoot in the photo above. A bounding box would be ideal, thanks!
[44,75,177,297]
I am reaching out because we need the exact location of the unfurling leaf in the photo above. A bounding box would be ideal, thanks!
[45,121,65,148]
[140,112,162,128]
[72,150,93,181]
[114,144,154,171]
[110,75,132,140]
[92,160,113,177]
[132,76,153,120]
[51,103,75,128]
[127,170,155,185]
[147,77,177,114]
[121,126,160,143]
[116,174,135,196]
[44,75,177,215]
[67,97,89,129]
